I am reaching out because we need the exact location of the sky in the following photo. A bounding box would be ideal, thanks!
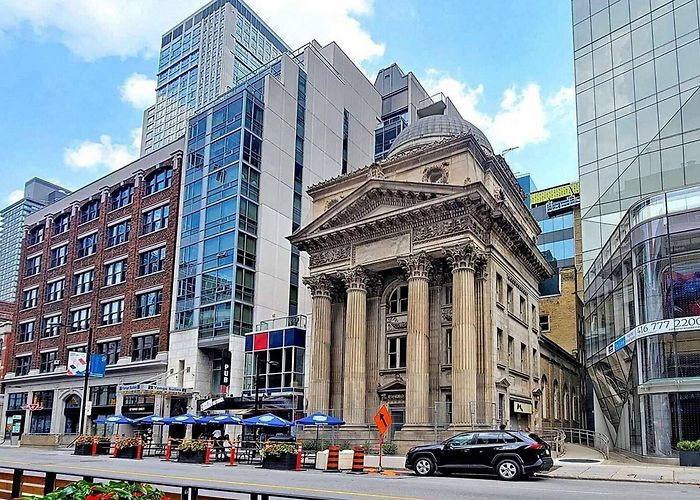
[0,0,576,206]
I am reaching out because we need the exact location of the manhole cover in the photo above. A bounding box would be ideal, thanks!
[559,458,600,464]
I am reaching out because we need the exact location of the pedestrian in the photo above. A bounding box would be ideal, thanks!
[213,428,223,460]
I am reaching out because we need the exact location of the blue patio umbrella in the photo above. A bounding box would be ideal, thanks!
[241,413,292,428]
[95,415,133,435]
[295,412,345,446]
[166,413,204,425]
[95,415,134,424]
[295,413,345,426]
[204,414,242,425]
[134,415,169,425]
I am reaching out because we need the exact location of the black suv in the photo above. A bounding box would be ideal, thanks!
[405,430,553,480]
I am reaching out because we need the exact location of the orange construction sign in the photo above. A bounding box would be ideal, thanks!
[374,404,392,435]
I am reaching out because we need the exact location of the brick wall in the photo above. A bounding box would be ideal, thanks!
[6,151,183,376]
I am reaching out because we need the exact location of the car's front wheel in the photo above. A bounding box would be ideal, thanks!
[413,456,436,476]
[495,459,521,481]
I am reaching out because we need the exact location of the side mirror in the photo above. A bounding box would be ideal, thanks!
[444,442,453,450]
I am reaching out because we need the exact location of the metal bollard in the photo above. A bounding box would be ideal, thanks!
[163,437,172,461]
[91,436,98,457]
[227,440,237,467]
[137,436,143,460]
[204,439,212,465]
[113,435,119,458]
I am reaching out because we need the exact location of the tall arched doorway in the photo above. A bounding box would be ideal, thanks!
[64,394,81,435]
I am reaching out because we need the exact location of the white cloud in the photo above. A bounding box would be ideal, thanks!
[6,189,24,204]
[120,73,156,109]
[0,0,384,67]
[0,0,206,61]
[423,69,575,153]
[64,128,141,172]
[247,0,384,67]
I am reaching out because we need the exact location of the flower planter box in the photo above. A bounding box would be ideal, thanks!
[178,450,206,464]
[679,451,700,466]
[116,446,138,459]
[74,442,110,455]
[262,453,298,470]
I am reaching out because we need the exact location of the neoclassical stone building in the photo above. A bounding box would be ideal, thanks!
[290,113,553,443]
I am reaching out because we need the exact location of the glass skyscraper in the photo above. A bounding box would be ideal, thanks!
[167,41,381,400]
[0,178,69,302]
[574,0,700,457]
[141,0,289,154]
[574,0,700,273]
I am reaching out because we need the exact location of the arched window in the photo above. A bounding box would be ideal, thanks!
[553,379,560,420]
[572,392,579,422]
[80,199,100,223]
[144,167,173,195]
[563,384,570,421]
[27,225,44,246]
[541,375,548,420]
[111,185,134,210]
[388,285,408,314]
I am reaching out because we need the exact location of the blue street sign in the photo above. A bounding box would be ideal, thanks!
[89,354,107,378]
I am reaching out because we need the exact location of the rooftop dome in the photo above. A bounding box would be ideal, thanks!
[386,114,493,158]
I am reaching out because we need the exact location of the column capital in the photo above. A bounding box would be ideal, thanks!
[442,242,485,272]
[398,251,432,280]
[338,266,374,291]
[303,274,333,298]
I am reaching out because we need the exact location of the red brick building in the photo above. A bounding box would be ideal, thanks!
[2,140,184,440]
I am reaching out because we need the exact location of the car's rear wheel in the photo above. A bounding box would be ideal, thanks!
[496,459,521,481]
[413,456,436,476]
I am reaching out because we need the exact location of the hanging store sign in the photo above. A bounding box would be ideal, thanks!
[512,401,533,414]
[117,384,191,396]
[605,315,700,357]
[220,350,232,387]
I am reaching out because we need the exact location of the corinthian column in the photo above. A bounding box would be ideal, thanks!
[340,267,371,424]
[443,242,484,424]
[398,252,432,425]
[303,274,333,413]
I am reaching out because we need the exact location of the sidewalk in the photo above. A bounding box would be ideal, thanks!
[542,443,700,485]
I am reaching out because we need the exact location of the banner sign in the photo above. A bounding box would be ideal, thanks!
[117,384,191,396]
[67,351,87,376]
[66,352,107,377]
[606,315,700,357]
[220,350,232,387]
[89,354,107,378]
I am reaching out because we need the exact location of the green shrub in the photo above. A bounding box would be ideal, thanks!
[676,440,700,451]
[42,480,166,499]
[302,439,329,451]
[340,440,351,451]
[382,441,398,455]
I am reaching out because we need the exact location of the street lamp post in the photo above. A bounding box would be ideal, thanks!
[78,325,94,435]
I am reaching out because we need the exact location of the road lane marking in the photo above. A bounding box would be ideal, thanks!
[0,459,424,500]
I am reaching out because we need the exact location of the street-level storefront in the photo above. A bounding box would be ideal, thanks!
[585,186,700,457]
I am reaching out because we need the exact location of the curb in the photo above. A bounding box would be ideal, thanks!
[542,472,700,486]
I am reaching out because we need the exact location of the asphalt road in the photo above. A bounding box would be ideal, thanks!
[1,448,698,500]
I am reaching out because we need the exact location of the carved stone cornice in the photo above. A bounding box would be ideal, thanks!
[309,246,350,267]
[398,252,432,280]
[413,212,489,244]
[303,274,333,298]
[442,242,486,272]
[337,266,373,291]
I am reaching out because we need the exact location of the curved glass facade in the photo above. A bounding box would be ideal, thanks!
[584,185,700,456]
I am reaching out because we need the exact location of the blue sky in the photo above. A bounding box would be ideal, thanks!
[0,0,575,205]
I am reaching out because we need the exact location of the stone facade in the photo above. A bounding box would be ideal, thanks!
[290,125,556,447]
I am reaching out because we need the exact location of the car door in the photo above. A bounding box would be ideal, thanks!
[470,432,506,469]
[440,433,476,469]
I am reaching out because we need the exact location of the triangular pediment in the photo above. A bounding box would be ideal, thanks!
[377,379,406,393]
[294,179,467,239]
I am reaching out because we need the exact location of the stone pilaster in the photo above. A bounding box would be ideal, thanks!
[339,267,371,424]
[474,256,489,423]
[303,274,333,413]
[443,242,484,424]
[398,252,432,425]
